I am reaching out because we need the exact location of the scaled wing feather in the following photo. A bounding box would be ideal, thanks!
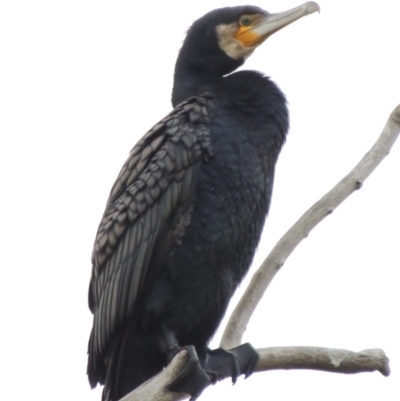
[88,96,213,382]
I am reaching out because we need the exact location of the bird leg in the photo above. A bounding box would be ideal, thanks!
[159,326,259,398]
[158,324,181,362]
[203,343,260,383]
[159,325,212,400]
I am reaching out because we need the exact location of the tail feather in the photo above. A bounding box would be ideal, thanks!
[87,329,106,389]
[100,324,167,401]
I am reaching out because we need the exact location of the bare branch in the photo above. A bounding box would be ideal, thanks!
[120,346,391,401]
[120,349,189,401]
[220,104,400,349]
[256,347,390,377]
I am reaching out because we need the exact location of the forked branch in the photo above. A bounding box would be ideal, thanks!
[220,104,400,349]
[121,346,390,401]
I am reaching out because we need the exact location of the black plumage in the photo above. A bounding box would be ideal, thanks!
[88,3,318,400]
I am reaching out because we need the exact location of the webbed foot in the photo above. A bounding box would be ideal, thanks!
[204,343,260,383]
[229,342,260,378]
[166,346,212,401]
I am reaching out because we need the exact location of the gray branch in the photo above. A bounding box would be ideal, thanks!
[119,350,189,401]
[220,104,400,349]
[255,347,390,376]
[121,346,390,401]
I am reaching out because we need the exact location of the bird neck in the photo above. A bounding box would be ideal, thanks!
[171,59,223,107]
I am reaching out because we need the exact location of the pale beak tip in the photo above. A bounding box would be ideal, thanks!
[305,2,320,15]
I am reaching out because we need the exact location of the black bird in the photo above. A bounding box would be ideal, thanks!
[88,3,318,400]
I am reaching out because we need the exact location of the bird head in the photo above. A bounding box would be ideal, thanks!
[177,2,319,75]
[172,3,319,105]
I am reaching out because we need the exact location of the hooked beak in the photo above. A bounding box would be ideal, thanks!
[235,2,320,47]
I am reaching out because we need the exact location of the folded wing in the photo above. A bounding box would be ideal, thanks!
[87,96,213,385]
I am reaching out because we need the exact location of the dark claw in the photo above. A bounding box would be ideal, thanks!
[204,343,260,383]
[205,348,240,384]
[166,346,211,400]
[228,343,260,378]
[203,368,218,385]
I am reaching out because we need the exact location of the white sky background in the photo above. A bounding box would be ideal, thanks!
[1,1,399,400]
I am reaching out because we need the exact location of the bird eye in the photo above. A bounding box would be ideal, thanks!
[240,16,252,27]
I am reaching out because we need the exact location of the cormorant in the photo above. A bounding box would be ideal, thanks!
[88,3,319,400]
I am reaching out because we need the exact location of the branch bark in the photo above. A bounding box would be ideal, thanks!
[220,104,400,349]
[255,347,390,376]
[120,350,189,401]
[121,346,390,401]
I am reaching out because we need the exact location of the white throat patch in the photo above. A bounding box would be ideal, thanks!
[216,23,255,60]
